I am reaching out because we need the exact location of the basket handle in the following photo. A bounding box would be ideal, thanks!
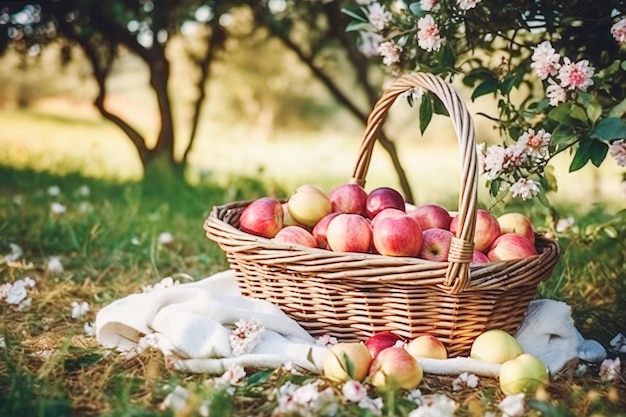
[350,73,478,294]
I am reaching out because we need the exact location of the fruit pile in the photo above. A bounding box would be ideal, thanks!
[238,183,539,262]
[323,330,548,395]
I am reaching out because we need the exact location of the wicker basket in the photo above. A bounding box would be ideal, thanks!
[204,72,560,357]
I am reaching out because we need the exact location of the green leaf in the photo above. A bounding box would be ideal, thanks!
[569,139,609,172]
[570,105,588,123]
[608,96,626,118]
[548,103,587,126]
[419,94,433,135]
[471,78,499,101]
[590,117,626,141]
[341,7,368,22]
[550,124,578,148]
[541,165,558,193]
[621,60,626,71]
[432,95,449,116]
[586,101,602,123]
[439,44,456,69]
[408,2,427,17]
[346,21,371,32]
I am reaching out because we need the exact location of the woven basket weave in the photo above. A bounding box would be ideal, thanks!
[204,72,560,357]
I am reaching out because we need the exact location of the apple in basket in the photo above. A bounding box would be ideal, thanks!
[364,331,405,359]
[409,203,452,231]
[487,233,538,262]
[369,346,423,391]
[322,342,373,383]
[450,209,501,252]
[405,335,448,360]
[272,225,318,248]
[497,212,536,245]
[239,197,284,238]
[471,250,490,264]
[312,212,340,250]
[287,184,332,228]
[417,228,453,262]
[281,203,302,227]
[365,186,406,219]
[326,213,372,253]
[370,207,406,229]
[499,353,549,395]
[470,329,523,364]
[372,214,423,257]
[328,183,368,215]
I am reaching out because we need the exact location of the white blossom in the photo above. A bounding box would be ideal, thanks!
[47,256,64,274]
[359,31,383,57]
[611,18,626,43]
[218,365,246,385]
[47,185,61,196]
[342,380,367,402]
[161,385,190,412]
[0,337,5,349]
[510,178,541,200]
[316,334,338,346]
[609,139,626,167]
[230,318,265,356]
[71,301,90,319]
[599,357,621,382]
[367,2,392,31]
[409,394,457,417]
[142,276,180,293]
[84,322,96,336]
[358,396,383,415]
[157,232,174,245]
[78,185,91,197]
[4,279,30,305]
[456,0,480,10]
[530,41,561,80]
[50,202,67,214]
[498,393,525,417]
[517,128,551,160]
[272,381,337,417]
[3,243,23,262]
[555,216,574,233]
[546,78,566,106]
[378,41,402,65]
[484,145,507,179]
[452,372,478,391]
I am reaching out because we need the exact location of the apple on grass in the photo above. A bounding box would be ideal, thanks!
[499,353,549,395]
[450,209,501,252]
[369,346,423,391]
[328,183,368,215]
[497,212,535,245]
[372,215,423,257]
[409,204,452,230]
[239,197,284,238]
[405,335,448,360]
[487,233,537,262]
[470,329,523,364]
[287,184,332,228]
[365,187,406,219]
[326,213,373,253]
[312,212,340,250]
[322,342,373,383]
[418,228,453,262]
[272,226,318,248]
[364,331,405,359]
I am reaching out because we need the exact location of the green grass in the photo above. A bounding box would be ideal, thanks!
[0,164,625,417]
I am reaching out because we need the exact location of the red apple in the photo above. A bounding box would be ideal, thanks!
[323,342,373,382]
[287,184,332,228]
[417,228,453,262]
[405,335,448,360]
[365,187,406,219]
[487,233,537,262]
[450,209,501,252]
[239,197,284,238]
[471,250,490,264]
[497,212,535,245]
[328,183,368,215]
[312,212,340,250]
[370,208,406,229]
[372,215,423,257]
[272,226,318,248]
[369,346,423,391]
[409,204,452,230]
[364,331,405,359]
[326,213,373,253]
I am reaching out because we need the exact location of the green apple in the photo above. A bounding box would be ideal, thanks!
[470,329,523,364]
[322,342,372,383]
[287,184,332,228]
[499,353,549,395]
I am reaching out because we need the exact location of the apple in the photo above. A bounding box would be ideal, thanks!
[272,225,318,248]
[470,329,523,364]
[287,184,332,228]
[312,212,340,250]
[471,250,490,264]
[417,228,453,262]
[450,209,501,252]
[405,335,448,360]
[326,213,373,253]
[370,208,406,229]
[322,342,373,383]
[364,331,405,359]
[499,353,549,395]
[365,187,406,219]
[369,346,423,391]
[282,203,302,227]
[372,215,423,257]
[409,204,452,230]
[497,212,535,245]
[487,233,538,262]
[328,183,368,215]
[239,197,284,238]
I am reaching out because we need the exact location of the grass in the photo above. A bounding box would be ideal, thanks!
[0,163,625,417]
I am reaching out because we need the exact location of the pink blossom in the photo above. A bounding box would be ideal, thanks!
[219,365,246,384]
[378,41,402,65]
[558,57,595,91]
[417,14,442,52]
[342,380,367,402]
[530,41,561,80]
[367,2,392,31]
[518,128,551,159]
[546,79,566,106]
[599,357,621,382]
[420,0,438,11]
[510,178,541,200]
[609,139,626,167]
[611,18,626,43]
[456,0,480,11]
[504,143,529,168]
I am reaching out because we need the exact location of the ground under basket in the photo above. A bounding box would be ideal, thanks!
[204,72,560,357]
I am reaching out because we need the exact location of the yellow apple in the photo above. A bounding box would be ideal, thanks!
[322,342,372,383]
[287,184,332,228]
[499,353,549,395]
[470,329,523,364]
[406,335,448,360]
